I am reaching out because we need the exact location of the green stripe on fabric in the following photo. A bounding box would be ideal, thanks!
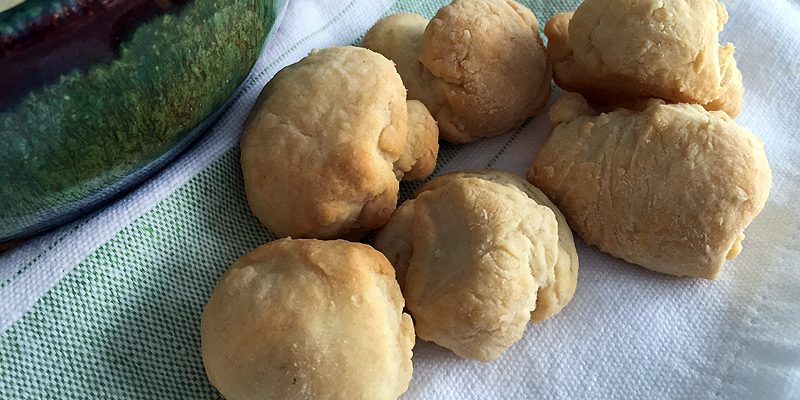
[0,0,581,398]
[0,150,270,398]
[0,223,84,289]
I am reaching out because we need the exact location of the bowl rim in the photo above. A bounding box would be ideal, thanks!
[1,0,290,242]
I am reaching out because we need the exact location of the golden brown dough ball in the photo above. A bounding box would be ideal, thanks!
[241,46,438,240]
[374,170,578,361]
[362,13,439,111]
[201,239,415,400]
[396,100,440,181]
[546,0,743,117]
[363,0,551,143]
[530,93,772,279]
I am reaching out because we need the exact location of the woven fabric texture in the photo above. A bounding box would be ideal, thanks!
[1,0,799,399]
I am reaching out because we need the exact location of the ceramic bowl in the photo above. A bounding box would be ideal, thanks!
[0,0,284,241]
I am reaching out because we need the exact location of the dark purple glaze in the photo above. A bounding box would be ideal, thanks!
[0,0,189,111]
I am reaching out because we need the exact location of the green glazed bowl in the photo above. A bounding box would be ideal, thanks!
[0,0,286,241]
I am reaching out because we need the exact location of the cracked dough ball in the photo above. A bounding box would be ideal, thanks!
[241,46,438,239]
[362,14,440,112]
[705,44,744,118]
[374,170,577,361]
[546,0,744,117]
[395,100,440,181]
[363,0,551,144]
[201,238,415,400]
[529,93,772,279]
[439,170,579,323]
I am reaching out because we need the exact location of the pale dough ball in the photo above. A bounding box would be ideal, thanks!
[362,14,441,111]
[241,46,438,240]
[201,238,415,400]
[705,44,743,118]
[546,0,743,117]
[433,170,579,323]
[363,0,551,144]
[530,93,772,279]
[374,170,578,361]
[396,100,440,181]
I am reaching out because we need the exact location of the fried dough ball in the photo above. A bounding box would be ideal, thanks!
[546,0,744,117]
[241,46,438,239]
[439,170,579,323]
[375,170,578,361]
[363,0,551,143]
[530,93,771,279]
[396,100,440,181]
[201,239,415,400]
